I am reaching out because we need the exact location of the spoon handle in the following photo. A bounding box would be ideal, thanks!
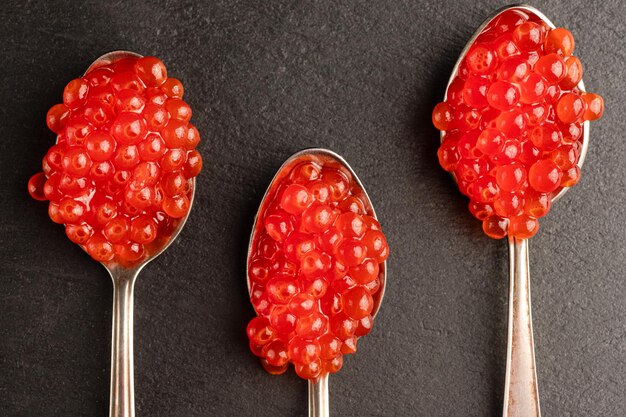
[109,269,138,417]
[503,237,541,417]
[308,373,329,417]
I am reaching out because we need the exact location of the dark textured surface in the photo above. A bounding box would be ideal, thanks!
[1,1,624,416]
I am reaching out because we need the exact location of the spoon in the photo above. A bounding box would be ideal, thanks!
[61,51,197,417]
[246,148,387,417]
[442,5,589,417]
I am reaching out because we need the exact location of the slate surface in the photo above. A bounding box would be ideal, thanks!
[1,1,624,416]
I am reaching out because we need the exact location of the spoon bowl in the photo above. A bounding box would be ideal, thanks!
[442,3,590,204]
[58,50,197,270]
[247,148,387,417]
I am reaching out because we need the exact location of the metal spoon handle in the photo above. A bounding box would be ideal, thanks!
[308,374,329,417]
[503,237,541,417]
[109,269,138,417]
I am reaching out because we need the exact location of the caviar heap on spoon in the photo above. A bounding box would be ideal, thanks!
[432,5,603,417]
[246,149,389,417]
[28,51,202,417]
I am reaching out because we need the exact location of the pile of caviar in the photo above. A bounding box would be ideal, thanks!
[432,9,604,239]
[27,56,202,265]
[246,161,389,380]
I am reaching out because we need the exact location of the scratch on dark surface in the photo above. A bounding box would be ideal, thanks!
[35,27,86,43]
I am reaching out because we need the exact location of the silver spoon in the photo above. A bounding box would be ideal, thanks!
[58,51,196,417]
[442,5,590,417]
[246,148,387,417]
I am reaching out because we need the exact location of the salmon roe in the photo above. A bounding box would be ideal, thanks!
[28,56,202,265]
[432,9,603,239]
[247,161,388,380]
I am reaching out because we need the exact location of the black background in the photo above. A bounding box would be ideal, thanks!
[1,1,624,416]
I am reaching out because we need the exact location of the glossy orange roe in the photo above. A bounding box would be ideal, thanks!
[432,9,603,239]
[28,56,202,265]
[246,161,389,380]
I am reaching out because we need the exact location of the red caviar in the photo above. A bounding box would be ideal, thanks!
[432,9,603,239]
[246,161,388,380]
[28,56,201,265]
